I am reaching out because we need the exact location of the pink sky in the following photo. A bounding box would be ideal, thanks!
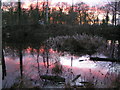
[2,0,109,6]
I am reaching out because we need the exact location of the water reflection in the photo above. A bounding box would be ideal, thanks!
[2,48,120,88]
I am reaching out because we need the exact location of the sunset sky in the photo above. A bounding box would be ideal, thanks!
[2,0,117,22]
[2,0,111,6]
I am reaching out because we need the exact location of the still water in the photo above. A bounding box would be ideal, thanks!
[2,48,120,88]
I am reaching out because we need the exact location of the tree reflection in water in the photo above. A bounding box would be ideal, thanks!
[2,48,120,88]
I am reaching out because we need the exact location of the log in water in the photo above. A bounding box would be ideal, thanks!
[90,57,120,62]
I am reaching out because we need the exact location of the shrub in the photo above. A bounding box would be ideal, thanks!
[52,62,63,76]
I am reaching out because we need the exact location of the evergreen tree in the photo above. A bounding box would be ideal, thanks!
[105,11,109,25]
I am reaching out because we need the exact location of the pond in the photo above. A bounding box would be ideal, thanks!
[2,48,120,88]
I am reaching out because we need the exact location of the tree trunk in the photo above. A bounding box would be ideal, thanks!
[36,49,41,79]
[35,0,39,24]
[112,12,115,25]
[46,0,49,24]
[46,50,49,74]
[19,48,23,79]
[43,52,46,68]
[18,1,23,79]
[79,11,82,25]
[71,56,73,68]
[10,3,13,26]
[106,11,109,25]
[2,50,6,80]
[110,40,115,58]
[84,12,87,24]
[18,0,21,25]
[42,2,45,23]
[118,41,120,59]
[115,2,117,26]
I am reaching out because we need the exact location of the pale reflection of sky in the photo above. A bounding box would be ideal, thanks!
[3,52,120,88]
[60,56,96,68]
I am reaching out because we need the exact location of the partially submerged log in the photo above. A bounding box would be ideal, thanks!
[79,60,84,62]
[90,57,120,62]
[79,82,89,84]
[40,75,65,82]
[72,74,81,82]
[71,85,84,88]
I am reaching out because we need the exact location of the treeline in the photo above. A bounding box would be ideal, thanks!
[2,1,120,27]
[3,24,120,41]
[3,23,120,58]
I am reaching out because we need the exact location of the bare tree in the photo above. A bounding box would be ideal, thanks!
[105,0,120,25]
[18,0,23,79]
[76,2,89,25]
